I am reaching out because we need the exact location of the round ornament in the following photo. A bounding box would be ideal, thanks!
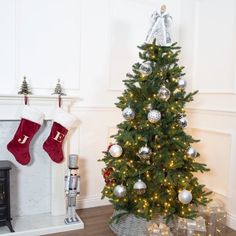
[133,179,147,195]
[187,147,197,158]
[178,78,187,89]
[137,146,152,161]
[122,107,135,121]
[157,86,171,101]
[139,62,152,76]
[178,189,192,204]
[178,116,187,128]
[148,110,161,123]
[109,144,123,158]
[114,185,127,198]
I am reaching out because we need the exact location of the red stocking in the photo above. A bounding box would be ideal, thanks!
[43,108,77,163]
[7,105,45,165]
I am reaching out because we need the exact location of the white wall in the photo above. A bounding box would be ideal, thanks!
[180,0,236,230]
[0,0,236,230]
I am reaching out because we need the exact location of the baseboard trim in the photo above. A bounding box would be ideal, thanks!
[77,195,111,209]
[227,212,236,230]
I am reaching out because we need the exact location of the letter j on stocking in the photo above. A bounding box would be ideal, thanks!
[7,105,45,165]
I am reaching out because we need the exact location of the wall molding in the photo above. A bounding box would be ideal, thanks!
[77,195,110,209]
[187,107,236,117]
[191,0,236,94]
[71,106,119,112]
[14,0,82,92]
[227,212,236,231]
[189,127,232,198]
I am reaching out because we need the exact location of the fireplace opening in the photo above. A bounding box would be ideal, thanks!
[0,161,14,232]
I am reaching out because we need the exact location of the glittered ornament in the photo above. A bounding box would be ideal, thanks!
[137,146,152,161]
[114,185,126,198]
[109,144,123,158]
[157,86,171,101]
[148,110,161,123]
[178,189,192,204]
[122,107,135,121]
[187,147,197,158]
[139,62,152,76]
[178,78,187,89]
[178,116,187,128]
[133,179,147,195]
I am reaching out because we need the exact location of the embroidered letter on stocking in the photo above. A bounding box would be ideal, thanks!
[43,108,77,163]
[7,105,45,165]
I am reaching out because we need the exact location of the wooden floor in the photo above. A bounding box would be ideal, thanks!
[47,205,236,236]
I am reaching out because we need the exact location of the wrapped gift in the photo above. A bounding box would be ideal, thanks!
[177,216,206,236]
[147,221,173,236]
[199,199,227,235]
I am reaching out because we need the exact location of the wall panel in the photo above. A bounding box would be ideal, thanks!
[0,0,15,93]
[192,0,236,93]
[15,0,81,93]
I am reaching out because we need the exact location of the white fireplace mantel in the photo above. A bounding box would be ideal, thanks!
[0,94,79,120]
[0,95,84,235]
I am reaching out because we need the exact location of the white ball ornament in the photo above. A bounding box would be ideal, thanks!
[109,144,123,158]
[139,62,152,76]
[122,107,135,121]
[157,86,171,101]
[178,78,187,89]
[178,190,192,204]
[114,185,127,198]
[133,179,147,195]
[148,110,161,123]
[187,147,198,158]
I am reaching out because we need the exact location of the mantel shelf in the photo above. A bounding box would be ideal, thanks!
[0,94,79,104]
[0,95,80,120]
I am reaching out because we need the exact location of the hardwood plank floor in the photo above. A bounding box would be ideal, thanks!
[46,205,236,236]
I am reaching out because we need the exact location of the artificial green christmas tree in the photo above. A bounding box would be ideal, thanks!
[101,42,210,224]
[99,37,212,233]
[100,6,211,234]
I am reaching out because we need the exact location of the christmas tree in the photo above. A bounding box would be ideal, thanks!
[18,77,32,95]
[100,9,211,223]
[52,79,66,96]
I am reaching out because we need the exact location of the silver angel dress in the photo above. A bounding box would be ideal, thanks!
[145,9,172,46]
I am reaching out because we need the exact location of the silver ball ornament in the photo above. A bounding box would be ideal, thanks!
[187,147,198,158]
[147,110,161,123]
[137,146,152,161]
[133,179,147,195]
[114,185,126,198]
[139,62,152,76]
[178,78,187,89]
[157,86,171,101]
[178,116,187,128]
[122,107,135,121]
[109,144,123,158]
[178,190,192,204]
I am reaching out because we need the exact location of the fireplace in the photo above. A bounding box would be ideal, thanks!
[0,161,14,232]
[0,95,84,235]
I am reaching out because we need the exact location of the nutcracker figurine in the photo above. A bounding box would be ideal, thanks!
[64,154,80,224]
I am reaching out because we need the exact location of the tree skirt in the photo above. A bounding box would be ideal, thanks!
[109,211,148,236]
